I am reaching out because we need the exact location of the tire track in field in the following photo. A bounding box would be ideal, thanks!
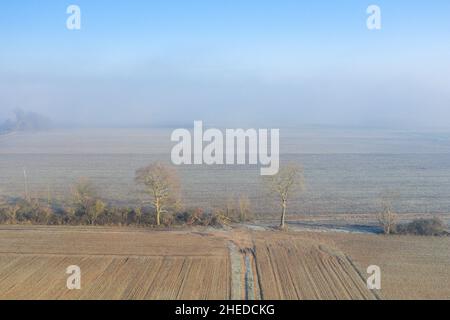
[228,241,262,300]
[253,234,379,300]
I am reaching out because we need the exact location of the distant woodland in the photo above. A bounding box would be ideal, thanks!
[0,109,51,134]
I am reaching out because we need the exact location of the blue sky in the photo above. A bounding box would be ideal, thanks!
[1,0,450,128]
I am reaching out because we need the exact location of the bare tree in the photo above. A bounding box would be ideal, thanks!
[5,204,20,224]
[72,178,97,210]
[87,200,106,225]
[134,206,143,225]
[226,194,237,219]
[135,162,181,226]
[378,192,398,235]
[71,178,104,225]
[264,163,304,230]
[238,195,252,222]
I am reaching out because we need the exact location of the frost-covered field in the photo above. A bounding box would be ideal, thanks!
[1,128,450,214]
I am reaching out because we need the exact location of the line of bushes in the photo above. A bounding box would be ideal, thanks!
[0,179,253,228]
[0,197,252,228]
[0,198,254,228]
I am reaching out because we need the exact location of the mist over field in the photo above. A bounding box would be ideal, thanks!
[1,1,450,216]
[2,1,450,303]
[1,1,450,129]
[2,128,450,216]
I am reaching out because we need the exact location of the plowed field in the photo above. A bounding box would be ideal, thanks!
[0,226,447,300]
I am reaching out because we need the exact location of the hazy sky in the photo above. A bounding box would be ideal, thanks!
[1,0,450,128]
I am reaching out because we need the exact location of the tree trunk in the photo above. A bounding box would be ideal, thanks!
[280,200,287,229]
[155,198,161,226]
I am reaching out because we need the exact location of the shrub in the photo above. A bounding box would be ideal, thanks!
[175,208,231,227]
[175,208,203,225]
[0,203,20,224]
[395,218,447,236]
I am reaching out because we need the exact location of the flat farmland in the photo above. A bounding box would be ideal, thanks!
[252,233,378,300]
[3,129,450,215]
[0,226,448,300]
[313,232,450,300]
[0,226,230,300]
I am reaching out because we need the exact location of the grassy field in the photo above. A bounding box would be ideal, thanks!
[0,226,448,300]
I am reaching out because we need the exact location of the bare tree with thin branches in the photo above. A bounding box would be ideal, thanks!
[71,178,105,225]
[264,163,304,230]
[238,195,252,222]
[135,162,181,226]
[378,191,398,235]
[72,178,97,212]
[4,204,20,224]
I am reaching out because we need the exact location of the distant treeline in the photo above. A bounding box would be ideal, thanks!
[0,109,52,134]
